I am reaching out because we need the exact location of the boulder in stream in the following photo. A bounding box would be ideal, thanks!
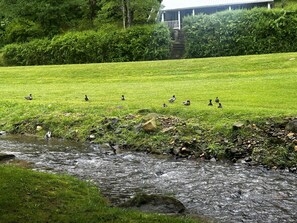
[0,153,15,162]
[120,193,186,214]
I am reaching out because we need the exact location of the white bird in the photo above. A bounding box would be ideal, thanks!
[168,95,176,103]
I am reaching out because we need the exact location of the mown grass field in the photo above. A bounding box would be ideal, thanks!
[0,165,202,223]
[0,52,297,131]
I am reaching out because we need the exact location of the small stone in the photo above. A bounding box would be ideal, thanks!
[210,157,216,162]
[161,127,176,133]
[233,122,244,130]
[294,146,297,152]
[89,134,96,140]
[36,126,43,131]
[286,120,297,133]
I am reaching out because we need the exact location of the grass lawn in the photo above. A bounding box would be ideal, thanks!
[0,165,202,223]
[0,52,296,129]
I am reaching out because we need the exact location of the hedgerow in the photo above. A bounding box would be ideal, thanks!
[183,8,297,58]
[2,24,171,66]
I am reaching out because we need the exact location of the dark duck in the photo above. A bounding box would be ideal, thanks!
[25,94,33,100]
[208,99,213,106]
[121,95,125,100]
[215,97,220,103]
[183,100,190,106]
[85,95,89,101]
[218,102,223,108]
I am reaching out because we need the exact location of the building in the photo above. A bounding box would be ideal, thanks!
[160,0,274,30]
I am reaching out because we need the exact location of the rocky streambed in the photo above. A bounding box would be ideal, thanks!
[0,135,297,223]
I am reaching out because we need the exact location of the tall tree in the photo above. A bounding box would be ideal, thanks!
[98,0,161,29]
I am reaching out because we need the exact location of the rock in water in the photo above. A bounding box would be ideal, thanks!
[120,193,186,214]
[0,153,16,161]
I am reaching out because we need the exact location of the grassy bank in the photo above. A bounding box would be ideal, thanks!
[0,165,202,223]
[0,53,297,168]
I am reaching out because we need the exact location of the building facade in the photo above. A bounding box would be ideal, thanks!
[160,0,274,30]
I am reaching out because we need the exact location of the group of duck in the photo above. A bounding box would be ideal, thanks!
[163,95,223,108]
[25,93,223,108]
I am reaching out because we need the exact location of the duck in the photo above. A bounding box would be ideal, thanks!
[163,103,168,108]
[208,99,213,106]
[183,100,190,106]
[25,94,33,100]
[121,95,125,100]
[215,97,220,103]
[218,103,223,108]
[85,95,89,101]
[168,95,176,103]
[45,131,51,140]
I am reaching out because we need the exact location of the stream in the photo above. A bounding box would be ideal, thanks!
[0,135,296,223]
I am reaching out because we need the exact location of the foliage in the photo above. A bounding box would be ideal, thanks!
[183,8,297,58]
[0,0,86,43]
[97,0,161,29]
[0,165,201,223]
[2,24,171,65]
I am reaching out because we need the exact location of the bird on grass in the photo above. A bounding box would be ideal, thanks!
[218,103,223,108]
[183,100,191,106]
[168,95,176,103]
[208,99,213,106]
[85,95,89,101]
[163,103,168,108]
[215,97,220,103]
[121,95,125,101]
[25,94,33,100]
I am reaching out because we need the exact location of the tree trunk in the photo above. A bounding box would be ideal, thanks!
[126,0,131,28]
[122,0,126,29]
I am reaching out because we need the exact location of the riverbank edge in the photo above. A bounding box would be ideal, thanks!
[1,111,296,171]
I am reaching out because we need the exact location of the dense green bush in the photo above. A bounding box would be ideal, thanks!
[2,24,171,66]
[183,8,297,58]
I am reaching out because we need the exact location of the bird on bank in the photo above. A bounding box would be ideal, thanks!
[163,103,168,108]
[183,100,191,106]
[25,94,33,100]
[85,95,89,101]
[218,103,223,108]
[168,95,176,103]
[208,99,213,106]
[45,131,51,140]
[121,95,125,100]
[215,97,220,103]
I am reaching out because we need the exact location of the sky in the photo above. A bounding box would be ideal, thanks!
[161,0,273,10]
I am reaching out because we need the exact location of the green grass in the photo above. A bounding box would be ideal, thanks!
[0,52,296,130]
[0,165,203,223]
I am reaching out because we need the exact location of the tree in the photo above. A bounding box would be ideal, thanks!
[97,0,161,29]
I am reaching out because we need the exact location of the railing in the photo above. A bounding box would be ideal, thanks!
[164,20,179,29]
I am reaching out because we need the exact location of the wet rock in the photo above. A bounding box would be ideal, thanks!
[210,157,216,162]
[286,120,297,133]
[142,118,157,132]
[120,193,186,214]
[0,153,15,161]
[294,146,297,152]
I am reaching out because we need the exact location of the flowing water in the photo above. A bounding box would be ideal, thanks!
[0,135,296,223]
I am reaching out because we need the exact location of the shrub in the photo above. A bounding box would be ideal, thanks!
[2,24,171,66]
[183,8,297,58]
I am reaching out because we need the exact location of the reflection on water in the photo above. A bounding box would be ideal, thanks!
[0,135,296,223]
